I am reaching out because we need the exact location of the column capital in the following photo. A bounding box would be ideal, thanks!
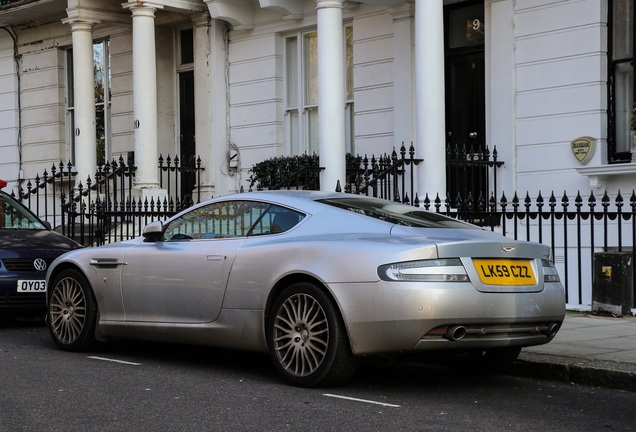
[62,18,98,31]
[122,1,165,15]
[315,0,344,10]
[64,6,130,26]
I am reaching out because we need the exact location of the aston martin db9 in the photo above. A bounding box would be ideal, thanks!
[0,181,82,317]
[45,190,565,387]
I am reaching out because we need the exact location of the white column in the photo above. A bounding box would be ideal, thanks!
[390,4,415,149]
[415,0,446,199]
[192,14,214,200]
[316,0,346,192]
[124,3,162,193]
[208,19,230,197]
[65,20,97,187]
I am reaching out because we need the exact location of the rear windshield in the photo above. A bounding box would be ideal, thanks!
[318,197,477,229]
[0,193,47,230]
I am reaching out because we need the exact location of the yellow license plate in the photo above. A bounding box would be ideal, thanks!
[473,259,536,286]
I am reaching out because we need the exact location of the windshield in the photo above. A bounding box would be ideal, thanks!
[318,197,477,229]
[0,193,47,230]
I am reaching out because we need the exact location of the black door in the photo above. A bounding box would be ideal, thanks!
[446,51,485,152]
[179,71,196,204]
[444,1,487,204]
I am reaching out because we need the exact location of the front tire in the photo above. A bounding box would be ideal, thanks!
[267,282,359,387]
[47,269,98,352]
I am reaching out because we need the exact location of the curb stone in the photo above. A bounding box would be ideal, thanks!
[509,352,636,393]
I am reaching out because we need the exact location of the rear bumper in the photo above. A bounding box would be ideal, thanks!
[329,280,565,356]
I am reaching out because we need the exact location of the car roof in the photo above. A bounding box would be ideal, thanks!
[215,190,370,215]
[224,190,346,201]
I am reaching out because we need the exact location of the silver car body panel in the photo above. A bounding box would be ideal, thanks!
[47,190,565,356]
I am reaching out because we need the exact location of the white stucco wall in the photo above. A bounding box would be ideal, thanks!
[228,31,283,176]
[0,23,70,192]
[109,29,134,160]
[351,9,396,157]
[511,0,608,196]
[0,32,19,189]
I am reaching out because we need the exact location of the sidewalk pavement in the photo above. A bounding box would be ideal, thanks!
[509,311,636,392]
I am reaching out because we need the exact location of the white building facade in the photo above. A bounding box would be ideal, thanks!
[0,0,633,309]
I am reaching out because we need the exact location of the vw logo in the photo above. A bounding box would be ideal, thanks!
[33,258,47,272]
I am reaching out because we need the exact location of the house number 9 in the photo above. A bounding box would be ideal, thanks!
[472,19,481,31]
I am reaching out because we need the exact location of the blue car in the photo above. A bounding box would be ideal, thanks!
[0,180,82,317]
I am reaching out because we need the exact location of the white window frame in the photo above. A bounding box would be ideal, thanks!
[66,39,112,166]
[608,0,634,162]
[284,24,354,156]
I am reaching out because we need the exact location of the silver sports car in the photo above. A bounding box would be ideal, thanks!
[45,190,565,387]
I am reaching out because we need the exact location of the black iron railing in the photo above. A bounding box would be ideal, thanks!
[15,155,203,246]
[446,143,504,204]
[249,144,424,206]
[13,161,78,237]
[345,145,422,206]
[419,189,636,307]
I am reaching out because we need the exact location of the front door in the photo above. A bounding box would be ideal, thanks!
[444,1,487,202]
[120,238,244,323]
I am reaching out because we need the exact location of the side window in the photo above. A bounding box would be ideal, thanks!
[248,205,305,236]
[163,201,269,241]
[0,196,45,229]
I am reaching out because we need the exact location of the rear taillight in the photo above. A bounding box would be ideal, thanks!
[378,258,469,282]
[542,259,561,283]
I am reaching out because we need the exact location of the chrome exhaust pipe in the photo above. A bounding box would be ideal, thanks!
[546,323,560,337]
[444,325,466,341]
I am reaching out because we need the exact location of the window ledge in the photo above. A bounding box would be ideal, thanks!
[576,163,636,189]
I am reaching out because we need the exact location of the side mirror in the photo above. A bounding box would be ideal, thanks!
[142,220,164,242]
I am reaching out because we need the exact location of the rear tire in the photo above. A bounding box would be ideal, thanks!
[267,282,359,387]
[47,269,98,352]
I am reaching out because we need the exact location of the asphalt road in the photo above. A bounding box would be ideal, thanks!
[1,318,635,432]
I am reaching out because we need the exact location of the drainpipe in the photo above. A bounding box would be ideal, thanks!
[0,25,23,190]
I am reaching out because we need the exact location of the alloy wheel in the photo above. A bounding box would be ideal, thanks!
[49,276,87,345]
[271,293,329,377]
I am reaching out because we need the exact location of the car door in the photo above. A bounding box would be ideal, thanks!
[120,200,269,323]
